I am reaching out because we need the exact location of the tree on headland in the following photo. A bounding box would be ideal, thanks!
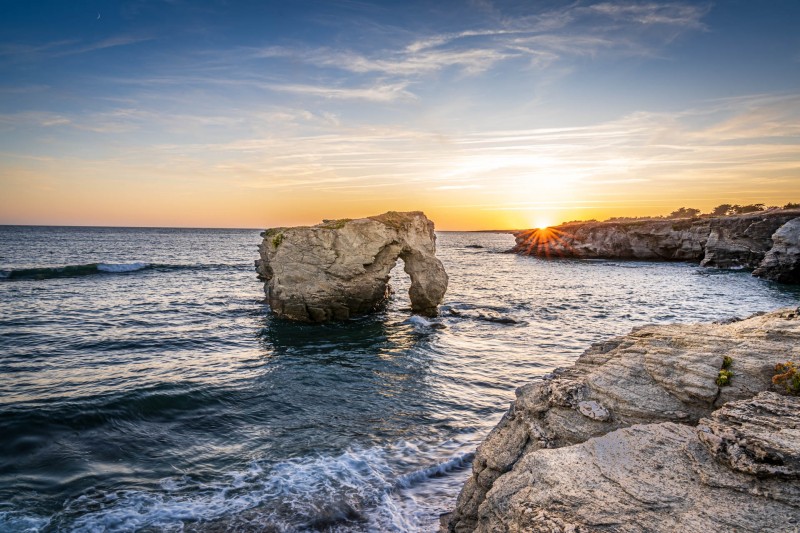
[785,202,800,209]
[710,204,733,216]
[667,207,700,219]
[707,203,766,216]
[732,203,765,214]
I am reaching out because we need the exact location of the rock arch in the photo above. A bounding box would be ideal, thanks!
[256,211,448,322]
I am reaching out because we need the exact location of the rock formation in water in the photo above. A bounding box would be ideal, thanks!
[512,209,800,282]
[443,308,800,532]
[753,217,800,283]
[256,211,448,322]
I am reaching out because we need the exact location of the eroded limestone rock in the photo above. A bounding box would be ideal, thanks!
[698,391,800,478]
[256,211,448,322]
[511,210,800,282]
[753,217,800,284]
[444,308,800,532]
[469,410,799,532]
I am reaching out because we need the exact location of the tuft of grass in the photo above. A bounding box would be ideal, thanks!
[319,218,351,230]
[772,361,800,395]
[271,232,284,248]
[716,355,734,387]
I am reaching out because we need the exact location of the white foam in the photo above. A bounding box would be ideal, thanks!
[0,511,50,532]
[96,262,150,273]
[56,438,477,532]
[406,315,446,332]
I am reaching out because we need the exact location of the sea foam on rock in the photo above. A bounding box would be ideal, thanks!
[443,308,800,532]
[256,211,448,322]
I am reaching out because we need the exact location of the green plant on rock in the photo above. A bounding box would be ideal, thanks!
[272,232,284,248]
[319,218,351,230]
[772,361,800,395]
[716,356,734,387]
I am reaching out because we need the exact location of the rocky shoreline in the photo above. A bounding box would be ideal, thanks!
[512,209,800,283]
[443,308,800,532]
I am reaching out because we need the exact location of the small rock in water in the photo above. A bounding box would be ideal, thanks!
[446,307,519,324]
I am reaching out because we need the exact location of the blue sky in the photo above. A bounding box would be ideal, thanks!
[1,0,799,228]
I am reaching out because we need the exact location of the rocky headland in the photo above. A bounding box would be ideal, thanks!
[512,209,800,283]
[443,308,800,532]
[256,211,448,322]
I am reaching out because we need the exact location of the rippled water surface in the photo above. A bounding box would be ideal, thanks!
[1,226,798,532]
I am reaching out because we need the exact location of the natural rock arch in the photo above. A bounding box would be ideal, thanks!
[256,211,448,322]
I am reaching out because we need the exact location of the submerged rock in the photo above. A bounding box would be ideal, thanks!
[443,308,800,532]
[256,211,448,322]
[511,209,800,283]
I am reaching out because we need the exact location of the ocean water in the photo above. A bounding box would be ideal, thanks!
[1,226,798,532]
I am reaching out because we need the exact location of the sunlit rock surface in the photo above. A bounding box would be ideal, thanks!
[443,308,800,532]
[512,209,800,282]
[753,217,800,284]
[256,211,448,322]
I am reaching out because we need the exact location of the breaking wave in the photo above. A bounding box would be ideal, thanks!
[0,262,234,281]
[32,441,474,532]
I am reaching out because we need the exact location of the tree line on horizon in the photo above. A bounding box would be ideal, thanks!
[561,202,800,225]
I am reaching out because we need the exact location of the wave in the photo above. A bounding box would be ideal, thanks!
[0,262,236,281]
[28,440,475,532]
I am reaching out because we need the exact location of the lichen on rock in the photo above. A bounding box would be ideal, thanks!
[256,211,448,322]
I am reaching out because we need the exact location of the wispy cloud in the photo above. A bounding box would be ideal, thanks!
[252,1,710,80]
[0,35,153,62]
[259,81,415,102]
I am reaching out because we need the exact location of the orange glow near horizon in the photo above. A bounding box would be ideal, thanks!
[1,138,798,231]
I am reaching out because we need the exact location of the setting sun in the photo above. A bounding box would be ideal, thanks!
[532,217,553,230]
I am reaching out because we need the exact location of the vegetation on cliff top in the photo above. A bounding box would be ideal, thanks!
[561,201,799,226]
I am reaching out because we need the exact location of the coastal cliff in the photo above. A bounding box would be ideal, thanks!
[512,209,800,282]
[256,211,448,322]
[443,308,800,532]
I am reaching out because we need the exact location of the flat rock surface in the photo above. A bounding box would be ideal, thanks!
[475,412,800,532]
[444,308,800,532]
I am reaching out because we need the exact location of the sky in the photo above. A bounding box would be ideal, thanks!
[1,0,799,230]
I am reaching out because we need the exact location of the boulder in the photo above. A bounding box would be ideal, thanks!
[443,308,800,532]
[256,211,448,322]
[467,396,799,533]
[753,217,800,283]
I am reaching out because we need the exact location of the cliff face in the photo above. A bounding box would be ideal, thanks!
[443,308,800,532]
[512,209,800,279]
[753,217,800,283]
[256,211,448,322]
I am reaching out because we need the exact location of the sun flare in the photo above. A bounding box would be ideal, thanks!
[533,217,553,230]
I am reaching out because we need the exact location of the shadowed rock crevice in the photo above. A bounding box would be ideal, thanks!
[256,211,448,322]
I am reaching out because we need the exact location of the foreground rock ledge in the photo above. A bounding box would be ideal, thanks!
[443,308,800,532]
[256,211,448,322]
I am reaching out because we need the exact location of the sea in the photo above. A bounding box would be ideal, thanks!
[1,226,798,532]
